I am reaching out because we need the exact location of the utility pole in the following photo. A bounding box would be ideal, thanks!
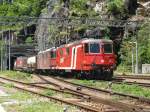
[1,32,3,71]
[8,30,11,71]
[132,48,134,74]
[135,28,139,74]
[4,37,7,70]
[130,41,138,74]
[135,40,138,74]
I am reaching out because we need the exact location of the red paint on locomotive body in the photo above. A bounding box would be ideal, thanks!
[14,38,116,79]
[35,38,116,71]
[54,39,116,71]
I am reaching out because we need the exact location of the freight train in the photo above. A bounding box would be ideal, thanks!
[14,38,116,80]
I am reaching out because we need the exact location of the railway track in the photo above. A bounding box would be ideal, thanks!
[114,75,150,88]
[52,76,150,104]
[112,79,150,88]
[33,74,150,111]
[0,76,149,112]
[115,75,150,80]
[38,75,150,102]
[0,76,104,112]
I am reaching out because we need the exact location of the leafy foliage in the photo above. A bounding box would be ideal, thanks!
[25,36,33,44]
[0,0,48,17]
[70,0,97,17]
[118,38,133,72]
[117,22,150,72]
[107,0,128,18]
[0,0,49,31]
[0,71,32,82]
[138,22,150,64]
[107,0,124,13]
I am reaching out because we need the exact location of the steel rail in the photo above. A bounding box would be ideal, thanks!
[34,75,149,112]
[0,76,147,112]
[0,77,100,112]
[60,79,150,104]
[115,75,150,80]
[0,77,86,98]
[41,75,150,105]
[112,80,150,88]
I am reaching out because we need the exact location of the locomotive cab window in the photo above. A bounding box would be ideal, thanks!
[103,44,113,53]
[89,43,100,53]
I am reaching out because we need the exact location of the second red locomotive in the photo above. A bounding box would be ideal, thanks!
[14,38,116,80]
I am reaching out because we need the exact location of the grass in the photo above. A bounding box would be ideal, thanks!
[9,91,34,101]
[3,83,14,88]
[115,65,132,75]
[112,84,150,98]
[0,97,10,103]
[0,70,32,82]
[71,79,108,88]
[44,90,56,96]
[0,84,66,112]
[0,81,35,102]
[62,93,73,98]
[12,102,64,112]
[43,89,73,98]
[71,79,150,98]
[0,71,76,112]
[3,94,64,112]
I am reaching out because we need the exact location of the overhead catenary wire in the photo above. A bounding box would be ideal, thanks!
[0,16,149,71]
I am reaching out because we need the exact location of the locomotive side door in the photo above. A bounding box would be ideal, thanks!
[71,47,75,69]
[72,45,82,70]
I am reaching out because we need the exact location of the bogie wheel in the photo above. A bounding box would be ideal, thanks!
[103,70,113,81]
[94,69,104,80]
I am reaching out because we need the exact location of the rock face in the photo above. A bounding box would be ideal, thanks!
[35,0,70,51]
[35,0,147,52]
[35,13,49,51]
[94,1,105,13]
[137,0,150,16]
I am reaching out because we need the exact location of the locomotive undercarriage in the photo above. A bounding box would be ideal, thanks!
[74,64,114,80]
[18,66,113,80]
[77,69,113,80]
[93,65,114,80]
[34,68,113,80]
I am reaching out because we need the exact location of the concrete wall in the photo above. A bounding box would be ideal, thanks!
[142,64,150,74]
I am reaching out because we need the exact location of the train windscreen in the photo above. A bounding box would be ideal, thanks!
[89,43,100,53]
[104,44,113,53]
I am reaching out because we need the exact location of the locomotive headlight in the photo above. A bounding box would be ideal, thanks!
[100,59,104,63]
[83,60,86,64]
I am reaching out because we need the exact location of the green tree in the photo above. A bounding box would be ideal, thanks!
[107,0,127,18]
[0,0,49,30]
[138,22,150,64]
[70,0,96,17]
[0,0,49,17]
[25,36,33,44]
[117,21,150,72]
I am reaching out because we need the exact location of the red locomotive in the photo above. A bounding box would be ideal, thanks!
[14,38,116,80]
